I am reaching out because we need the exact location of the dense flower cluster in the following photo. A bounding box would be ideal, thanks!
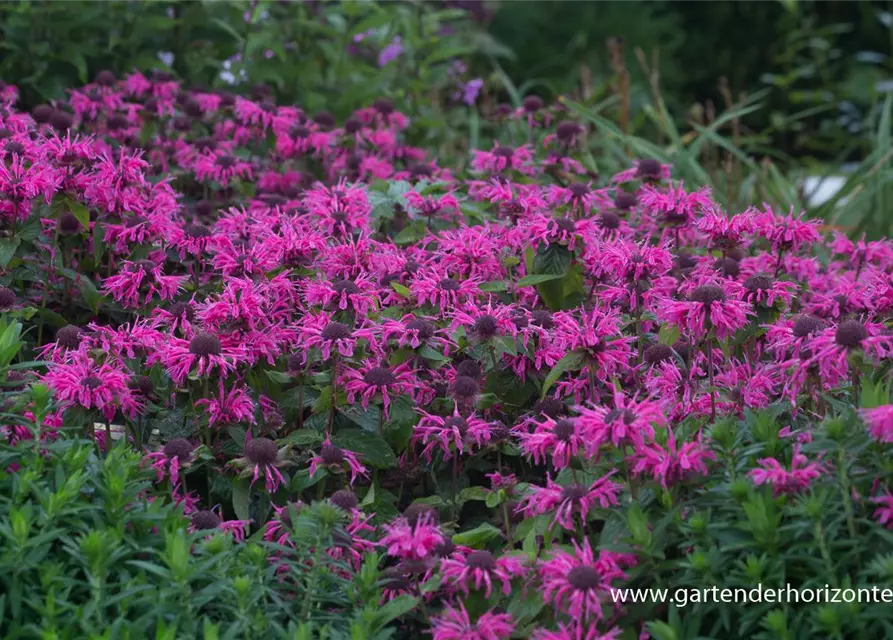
[2,69,893,638]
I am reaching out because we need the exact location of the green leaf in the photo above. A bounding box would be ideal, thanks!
[540,351,585,399]
[279,429,324,447]
[332,429,396,468]
[92,222,105,264]
[658,324,681,346]
[70,200,90,231]
[479,280,509,292]
[0,238,20,268]
[231,477,251,522]
[78,276,103,313]
[390,282,411,297]
[517,273,563,287]
[452,523,502,548]
[374,595,418,627]
[393,221,426,245]
[420,346,450,362]
[458,486,488,504]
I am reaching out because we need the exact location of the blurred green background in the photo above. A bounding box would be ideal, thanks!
[3,0,893,236]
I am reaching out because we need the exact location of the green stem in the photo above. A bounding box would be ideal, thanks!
[838,449,858,539]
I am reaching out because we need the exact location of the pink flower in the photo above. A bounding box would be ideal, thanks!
[517,473,621,531]
[749,445,824,495]
[194,151,253,186]
[379,513,445,560]
[540,538,634,621]
[430,603,515,640]
[753,205,823,255]
[189,508,250,542]
[629,428,714,488]
[471,143,535,175]
[150,331,245,385]
[342,362,417,419]
[871,489,893,529]
[308,438,368,486]
[575,393,667,449]
[533,624,622,640]
[103,259,186,308]
[440,549,528,597]
[516,415,587,469]
[231,436,289,493]
[657,282,753,340]
[194,381,256,428]
[863,405,893,443]
[415,406,494,461]
[42,350,142,421]
[144,438,199,487]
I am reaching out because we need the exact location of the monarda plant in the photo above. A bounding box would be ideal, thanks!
[0,67,892,640]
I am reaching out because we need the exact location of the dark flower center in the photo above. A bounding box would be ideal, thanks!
[836,319,868,348]
[406,318,434,340]
[644,343,673,364]
[439,278,460,292]
[452,376,480,399]
[792,315,825,337]
[555,120,581,140]
[321,444,344,465]
[128,375,155,397]
[493,146,515,159]
[56,325,83,349]
[599,212,621,230]
[313,111,335,128]
[32,104,53,123]
[404,503,438,525]
[331,489,358,511]
[322,322,351,341]
[4,141,24,155]
[216,155,236,168]
[554,218,576,233]
[465,550,496,570]
[82,376,103,389]
[567,566,601,591]
[163,438,194,461]
[185,224,212,239]
[58,212,82,234]
[191,510,221,530]
[373,98,394,114]
[344,118,362,134]
[473,315,498,339]
[0,287,15,309]
[636,158,662,178]
[606,408,637,425]
[689,285,725,304]
[364,366,395,386]
[535,397,566,418]
[561,483,589,501]
[714,257,740,278]
[531,310,554,328]
[444,416,469,436]
[169,302,196,321]
[125,214,149,228]
[244,438,278,466]
[744,274,773,292]
[433,537,456,557]
[614,191,637,210]
[332,279,359,295]
[189,332,221,356]
[554,419,575,442]
[455,360,481,379]
[522,95,543,112]
[569,183,589,198]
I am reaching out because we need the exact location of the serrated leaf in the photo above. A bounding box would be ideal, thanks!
[332,429,396,468]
